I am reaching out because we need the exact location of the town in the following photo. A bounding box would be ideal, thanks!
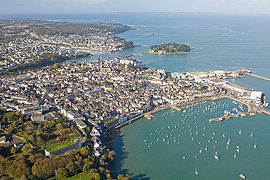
[1,57,267,151]
[0,20,134,73]
[0,57,268,179]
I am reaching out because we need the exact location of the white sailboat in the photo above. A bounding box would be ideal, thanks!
[182,156,186,160]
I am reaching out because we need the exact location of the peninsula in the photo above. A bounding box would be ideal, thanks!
[149,43,191,54]
[0,20,134,74]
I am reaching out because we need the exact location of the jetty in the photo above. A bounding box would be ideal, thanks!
[171,106,181,112]
[246,73,270,82]
[259,109,270,115]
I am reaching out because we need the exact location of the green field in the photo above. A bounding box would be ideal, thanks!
[43,141,76,152]
[104,117,116,125]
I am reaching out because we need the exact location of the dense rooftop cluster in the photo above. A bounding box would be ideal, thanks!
[0,20,134,72]
[0,58,222,130]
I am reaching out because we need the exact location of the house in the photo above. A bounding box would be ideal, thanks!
[76,119,87,129]
[0,134,7,144]
[31,114,45,122]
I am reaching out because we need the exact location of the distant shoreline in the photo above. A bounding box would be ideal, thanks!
[149,51,188,55]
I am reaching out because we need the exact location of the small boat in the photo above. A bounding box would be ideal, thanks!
[215,155,219,160]
[239,174,246,179]
[234,153,237,158]
[195,170,199,175]
[183,156,186,160]
[254,143,257,148]
[239,130,242,135]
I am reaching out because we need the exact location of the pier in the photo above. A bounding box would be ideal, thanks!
[246,73,270,82]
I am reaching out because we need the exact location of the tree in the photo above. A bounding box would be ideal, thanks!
[10,146,17,155]
[66,162,79,176]
[32,158,55,179]
[80,146,90,157]
[6,158,31,178]
[87,169,100,180]
[21,145,31,154]
[56,168,68,178]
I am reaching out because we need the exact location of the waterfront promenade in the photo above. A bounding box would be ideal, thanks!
[115,92,270,128]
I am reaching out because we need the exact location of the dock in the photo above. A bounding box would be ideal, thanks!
[144,113,154,120]
[209,111,256,122]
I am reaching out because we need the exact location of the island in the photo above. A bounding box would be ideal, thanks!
[149,43,191,54]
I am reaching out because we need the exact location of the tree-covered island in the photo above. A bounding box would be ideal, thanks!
[149,43,191,54]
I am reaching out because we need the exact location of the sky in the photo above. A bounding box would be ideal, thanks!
[0,0,270,15]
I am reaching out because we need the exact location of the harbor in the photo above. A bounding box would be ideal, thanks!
[113,98,268,180]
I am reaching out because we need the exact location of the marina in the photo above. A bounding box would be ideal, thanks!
[113,98,270,179]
